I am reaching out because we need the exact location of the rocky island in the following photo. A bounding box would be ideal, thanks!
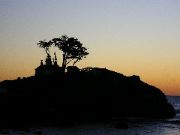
[0,35,175,128]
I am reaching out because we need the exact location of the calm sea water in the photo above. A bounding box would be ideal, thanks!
[1,96,180,135]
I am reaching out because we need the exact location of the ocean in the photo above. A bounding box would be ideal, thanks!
[1,96,180,135]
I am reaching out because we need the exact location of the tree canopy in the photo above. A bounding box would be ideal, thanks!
[37,40,52,56]
[37,35,89,68]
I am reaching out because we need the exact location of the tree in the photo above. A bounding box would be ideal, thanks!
[37,40,52,56]
[52,35,89,68]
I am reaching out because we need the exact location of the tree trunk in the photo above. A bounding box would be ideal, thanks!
[62,53,66,70]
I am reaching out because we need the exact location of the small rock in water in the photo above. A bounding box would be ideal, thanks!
[115,122,128,129]
[33,130,42,135]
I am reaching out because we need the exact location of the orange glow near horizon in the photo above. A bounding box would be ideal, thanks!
[1,52,179,96]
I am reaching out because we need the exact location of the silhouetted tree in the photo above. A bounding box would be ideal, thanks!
[52,35,89,68]
[37,40,52,56]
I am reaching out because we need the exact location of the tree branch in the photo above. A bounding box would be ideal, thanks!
[66,58,74,65]
[73,59,79,66]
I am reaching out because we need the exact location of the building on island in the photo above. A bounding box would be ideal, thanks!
[35,53,64,77]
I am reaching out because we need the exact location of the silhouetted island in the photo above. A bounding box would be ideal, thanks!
[0,54,176,128]
[0,35,176,128]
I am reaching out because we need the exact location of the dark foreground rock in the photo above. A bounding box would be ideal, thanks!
[0,67,176,127]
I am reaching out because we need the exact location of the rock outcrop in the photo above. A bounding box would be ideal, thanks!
[0,67,176,127]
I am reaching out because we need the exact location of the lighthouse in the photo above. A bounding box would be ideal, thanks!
[35,53,64,77]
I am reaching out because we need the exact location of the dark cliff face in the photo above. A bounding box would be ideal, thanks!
[67,67,175,118]
[0,67,176,126]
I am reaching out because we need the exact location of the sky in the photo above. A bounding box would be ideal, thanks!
[0,0,180,95]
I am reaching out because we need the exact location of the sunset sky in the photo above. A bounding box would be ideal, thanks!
[0,0,180,95]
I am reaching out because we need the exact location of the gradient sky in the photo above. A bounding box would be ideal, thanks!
[0,0,180,95]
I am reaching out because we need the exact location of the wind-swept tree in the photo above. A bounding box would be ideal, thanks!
[37,40,52,56]
[52,35,89,68]
[69,43,89,66]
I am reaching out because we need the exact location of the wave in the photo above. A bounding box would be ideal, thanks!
[165,120,180,125]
